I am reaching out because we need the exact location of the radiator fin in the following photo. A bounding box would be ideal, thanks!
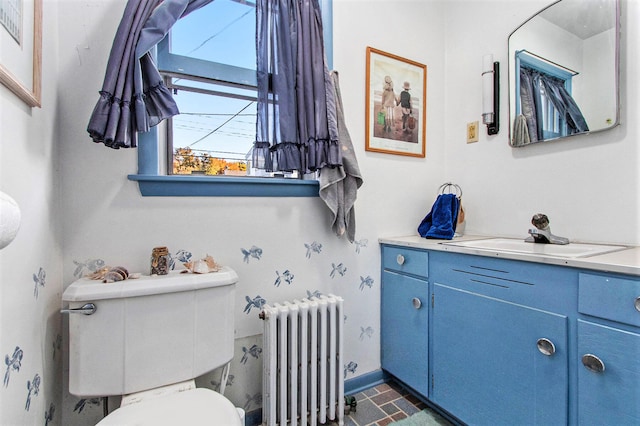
[261,295,344,426]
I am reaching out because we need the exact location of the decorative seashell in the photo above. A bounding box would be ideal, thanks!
[103,266,129,283]
[203,255,221,272]
[191,260,210,274]
[87,266,110,280]
[182,254,221,274]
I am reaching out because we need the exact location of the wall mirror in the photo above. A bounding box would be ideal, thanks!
[508,0,620,147]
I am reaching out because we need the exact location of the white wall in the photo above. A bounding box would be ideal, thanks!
[0,1,63,424]
[582,28,617,128]
[1,0,637,424]
[444,0,638,246]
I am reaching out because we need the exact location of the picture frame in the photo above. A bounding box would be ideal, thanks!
[365,47,426,157]
[0,0,42,107]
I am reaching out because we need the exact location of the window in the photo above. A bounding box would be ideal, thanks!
[165,0,283,178]
[129,0,333,197]
[515,51,576,140]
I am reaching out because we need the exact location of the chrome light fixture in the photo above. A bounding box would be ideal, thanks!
[482,54,499,135]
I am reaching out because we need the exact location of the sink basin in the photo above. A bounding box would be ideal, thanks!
[442,238,626,259]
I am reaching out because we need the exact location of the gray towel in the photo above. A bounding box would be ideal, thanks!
[319,71,364,242]
[512,114,531,147]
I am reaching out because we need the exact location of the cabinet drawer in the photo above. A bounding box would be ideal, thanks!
[382,245,428,278]
[579,273,640,327]
[430,251,575,313]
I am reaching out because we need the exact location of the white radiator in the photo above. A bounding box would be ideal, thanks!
[260,295,344,426]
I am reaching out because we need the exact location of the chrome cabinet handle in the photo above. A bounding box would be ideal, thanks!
[536,338,556,356]
[61,303,97,316]
[582,354,605,373]
[412,297,422,309]
[396,254,405,265]
[635,296,640,313]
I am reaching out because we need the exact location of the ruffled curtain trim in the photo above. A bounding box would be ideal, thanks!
[87,81,177,149]
[254,138,341,173]
[307,137,341,172]
[271,142,303,173]
[252,141,273,171]
[138,80,180,130]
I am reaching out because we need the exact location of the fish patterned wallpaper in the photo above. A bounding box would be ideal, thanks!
[62,234,378,425]
[2,264,63,426]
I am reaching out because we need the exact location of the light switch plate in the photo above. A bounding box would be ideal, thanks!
[467,121,479,143]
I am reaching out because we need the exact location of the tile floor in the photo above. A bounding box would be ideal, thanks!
[341,381,453,426]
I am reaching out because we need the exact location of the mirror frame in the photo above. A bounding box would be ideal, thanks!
[508,0,621,147]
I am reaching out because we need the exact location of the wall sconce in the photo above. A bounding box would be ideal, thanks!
[482,54,499,135]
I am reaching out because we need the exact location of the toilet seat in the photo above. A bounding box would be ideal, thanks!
[97,388,242,425]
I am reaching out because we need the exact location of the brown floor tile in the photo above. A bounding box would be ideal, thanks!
[342,380,453,426]
[374,383,392,392]
[391,411,408,421]
[386,380,410,395]
[370,388,402,405]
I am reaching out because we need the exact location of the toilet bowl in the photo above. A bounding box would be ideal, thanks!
[62,268,242,425]
[97,387,242,425]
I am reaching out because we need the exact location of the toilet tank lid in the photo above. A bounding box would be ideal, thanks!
[63,267,238,302]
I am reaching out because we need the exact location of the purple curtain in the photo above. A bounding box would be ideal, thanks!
[87,0,213,149]
[519,67,589,143]
[254,0,341,173]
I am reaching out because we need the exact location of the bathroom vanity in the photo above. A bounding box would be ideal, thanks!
[379,235,640,426]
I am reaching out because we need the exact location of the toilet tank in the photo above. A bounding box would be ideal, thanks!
[63,267,238,397]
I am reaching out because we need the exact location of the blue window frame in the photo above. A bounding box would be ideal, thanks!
[515,50,575,140]
[128,0,333,197]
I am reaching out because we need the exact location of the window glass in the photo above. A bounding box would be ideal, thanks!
[538,81,565,139]
[167,0,257,177]
[169,89,255,175]
[164,0,298,178]
[171,0,256,69]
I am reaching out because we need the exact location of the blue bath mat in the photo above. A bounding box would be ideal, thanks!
[392,409,448,425]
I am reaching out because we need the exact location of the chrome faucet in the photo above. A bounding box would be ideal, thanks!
[525,214,570,245]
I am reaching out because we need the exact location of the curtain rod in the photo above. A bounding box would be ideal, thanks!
[517,49,579,76]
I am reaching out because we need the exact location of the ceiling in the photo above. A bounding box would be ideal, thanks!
[539,0,617,40]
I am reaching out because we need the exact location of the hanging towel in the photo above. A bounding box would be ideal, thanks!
[319,71,364,243]
[418,193,460,240]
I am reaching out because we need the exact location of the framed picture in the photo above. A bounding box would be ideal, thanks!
[0,0,42,107]
[365,47,426,157]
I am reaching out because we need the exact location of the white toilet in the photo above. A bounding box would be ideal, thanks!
[63,267,243,425]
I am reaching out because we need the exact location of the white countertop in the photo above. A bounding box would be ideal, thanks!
[379,235,640,277]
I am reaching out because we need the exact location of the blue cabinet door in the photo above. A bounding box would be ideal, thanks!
[577,320,640,426]
[432,283,568,425]
[381,270,429,396]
